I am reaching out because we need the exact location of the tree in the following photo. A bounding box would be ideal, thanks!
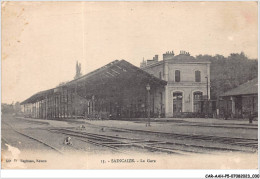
[196,52,258,99]
[1,103,14,114]
[14,102,22,114]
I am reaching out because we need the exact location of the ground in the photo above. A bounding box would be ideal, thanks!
[1,114,258,169]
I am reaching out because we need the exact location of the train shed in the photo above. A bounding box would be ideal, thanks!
[21,60,167,119]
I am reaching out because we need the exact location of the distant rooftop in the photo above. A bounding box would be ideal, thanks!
[140,50,210,68]
[220,78,258,97]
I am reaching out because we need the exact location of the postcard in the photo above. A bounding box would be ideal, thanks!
[1,1,258,173]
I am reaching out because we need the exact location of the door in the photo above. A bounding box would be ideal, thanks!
[193,91,203,113]
[173,92,183,114]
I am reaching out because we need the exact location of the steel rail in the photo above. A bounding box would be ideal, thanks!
[2,121,63,155]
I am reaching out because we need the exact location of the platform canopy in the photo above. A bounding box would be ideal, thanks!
[220,78,258,97]
[21,60,167,104]
[21,89,54,105]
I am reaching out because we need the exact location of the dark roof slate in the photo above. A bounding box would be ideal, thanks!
[168,54,210,63]
[220,78,258,97]
[21,60,167,104]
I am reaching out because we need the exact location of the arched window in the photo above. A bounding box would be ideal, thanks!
[195,70,201,82]
[175,70,180,82]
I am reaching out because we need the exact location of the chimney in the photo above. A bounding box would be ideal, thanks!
[163,50,174,60]
[153,55,159,62]
[140,58,147,68]
[180,50,190,56]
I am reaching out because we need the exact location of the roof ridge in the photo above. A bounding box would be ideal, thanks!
[220,77,258,97]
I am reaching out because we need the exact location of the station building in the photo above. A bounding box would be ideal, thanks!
[140,51,211,117]
[21,60,167,119]
[219,77,258,118]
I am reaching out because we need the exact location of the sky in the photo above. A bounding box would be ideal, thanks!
[2,1,258,104]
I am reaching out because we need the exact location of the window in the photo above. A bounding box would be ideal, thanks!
[195,70,201,82]
[159,72,162,79]
[194,92,203,100]
[175,70,180,82]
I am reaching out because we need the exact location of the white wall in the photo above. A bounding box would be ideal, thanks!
[143,61,210,117]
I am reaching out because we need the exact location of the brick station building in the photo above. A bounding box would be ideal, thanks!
[21,60,167,119]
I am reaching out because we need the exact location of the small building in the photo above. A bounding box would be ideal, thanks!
[140,50,211,117]
[219,78,258,119]
[21,60,167,119]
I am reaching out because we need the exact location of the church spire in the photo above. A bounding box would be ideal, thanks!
[74,61,82,79]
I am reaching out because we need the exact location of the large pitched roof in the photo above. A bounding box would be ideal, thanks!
[62,60,167,87]
[21,89,54,105]
[21,60,167,104]
[220,78,258,97]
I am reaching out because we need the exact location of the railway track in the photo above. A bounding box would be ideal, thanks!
[15,117,49,126]
[102,126,258,149]
[48,128,198,155]
[80,122,258,151]
[118,118,258,130]
[47,127,256,155]
[174,123,258,130]
[65,119,258,147]
[133,120,258,130]
[2,121,63,155]
[5,116,258,155]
